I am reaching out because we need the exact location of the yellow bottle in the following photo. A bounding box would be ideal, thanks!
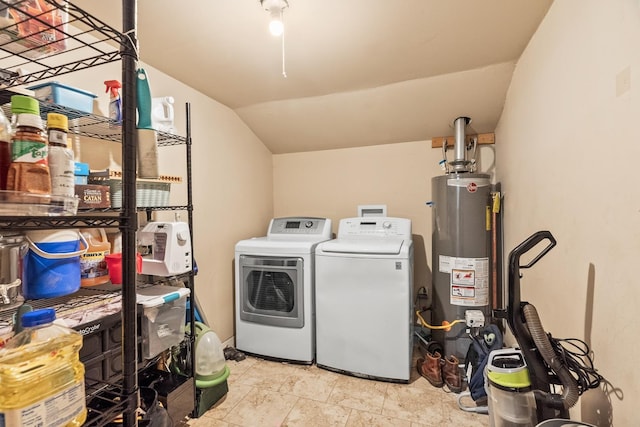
[80,228,111,287]
[0,308,87,426]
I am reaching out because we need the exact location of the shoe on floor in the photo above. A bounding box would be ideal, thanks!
[442,354,463,393]
[417,351,443,387]
[223,346,246,361]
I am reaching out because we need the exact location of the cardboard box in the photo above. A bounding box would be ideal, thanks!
[74,162,89,185]
[75,184,110,209]
[74,162,89,176]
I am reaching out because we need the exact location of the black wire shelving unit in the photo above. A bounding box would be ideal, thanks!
[0,1,195,425]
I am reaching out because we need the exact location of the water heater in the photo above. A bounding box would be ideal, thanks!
[431,117,492,360]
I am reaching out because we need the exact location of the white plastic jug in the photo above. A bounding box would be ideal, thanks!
[151,96,175,133]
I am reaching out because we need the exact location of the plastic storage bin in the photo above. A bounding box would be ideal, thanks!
[0,190,78,216]
[109,178,171,208]
[0,2,68,59]
[137,285,190,359]
[27,82,97,114]
[88,170,181,208]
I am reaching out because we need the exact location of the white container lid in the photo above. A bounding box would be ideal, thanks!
[16,113,43,130]
[26,229,80,243]
[137,285,190,308]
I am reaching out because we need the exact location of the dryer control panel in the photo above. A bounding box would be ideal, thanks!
[268,217,332,238]
[337,217,412,240]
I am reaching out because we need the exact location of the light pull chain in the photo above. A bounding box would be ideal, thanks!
[281,11,287,78]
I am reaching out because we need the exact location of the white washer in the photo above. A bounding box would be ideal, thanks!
[235,217,332,363]
[315,217,413,382]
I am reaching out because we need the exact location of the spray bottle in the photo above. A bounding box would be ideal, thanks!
[104,80,122,126]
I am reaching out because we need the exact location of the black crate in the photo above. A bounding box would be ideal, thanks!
[75,312,123,358]
[74,311,142,384]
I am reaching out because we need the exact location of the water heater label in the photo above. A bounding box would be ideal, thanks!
[440,255,489,306]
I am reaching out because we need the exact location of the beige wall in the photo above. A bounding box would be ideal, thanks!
[495,0,640,425]
[50,62,273,343]
[28,3,639,423]
[273,141,496,303]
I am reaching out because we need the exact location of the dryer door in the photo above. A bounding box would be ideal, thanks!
[238,255,304,328]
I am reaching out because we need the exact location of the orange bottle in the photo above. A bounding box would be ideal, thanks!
[79,228,111,287]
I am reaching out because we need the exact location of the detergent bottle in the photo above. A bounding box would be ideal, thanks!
[104,80,122,126]
[0,308,87,426]
[79,228,111,287]
[152,96,175,133]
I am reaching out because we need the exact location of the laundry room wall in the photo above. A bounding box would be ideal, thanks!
[44,62,273,343]
[273,141,497,307]
[494,0,640,425]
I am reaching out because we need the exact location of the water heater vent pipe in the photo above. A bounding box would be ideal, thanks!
[450,116,472,172]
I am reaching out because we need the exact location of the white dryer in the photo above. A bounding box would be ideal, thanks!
[235,217,332,363]
[315,217,413,382]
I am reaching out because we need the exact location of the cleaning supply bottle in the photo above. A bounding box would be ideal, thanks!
[6,95,51,194]
[0,308,87,426]
[46,112,75,198]
[80,228,111,287]
[104,79,122,126]
[152,96,176,133]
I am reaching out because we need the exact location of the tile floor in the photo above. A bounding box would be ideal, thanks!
[187,349,489,427]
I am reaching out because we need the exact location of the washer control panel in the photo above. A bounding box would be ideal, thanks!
[337,217,412,239]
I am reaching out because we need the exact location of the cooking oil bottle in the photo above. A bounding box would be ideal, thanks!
[0,308,87,426]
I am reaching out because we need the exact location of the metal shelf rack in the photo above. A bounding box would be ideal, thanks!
[0,1,197,425]
[0,100,187,146]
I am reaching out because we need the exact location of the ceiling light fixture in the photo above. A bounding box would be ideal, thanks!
[260,0,289,77]
[261,0,288,36]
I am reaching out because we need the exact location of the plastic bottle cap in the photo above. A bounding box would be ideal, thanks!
[21,308,56,327]
[11,95,39,115]
[47,113,68,131]
[16,113,44,130]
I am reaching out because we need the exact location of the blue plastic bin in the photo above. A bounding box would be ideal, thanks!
[27,82,97,114]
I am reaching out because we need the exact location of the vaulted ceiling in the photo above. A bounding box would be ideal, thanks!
[75,0,553,153]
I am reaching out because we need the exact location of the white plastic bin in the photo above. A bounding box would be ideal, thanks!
[137,285,190,359]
